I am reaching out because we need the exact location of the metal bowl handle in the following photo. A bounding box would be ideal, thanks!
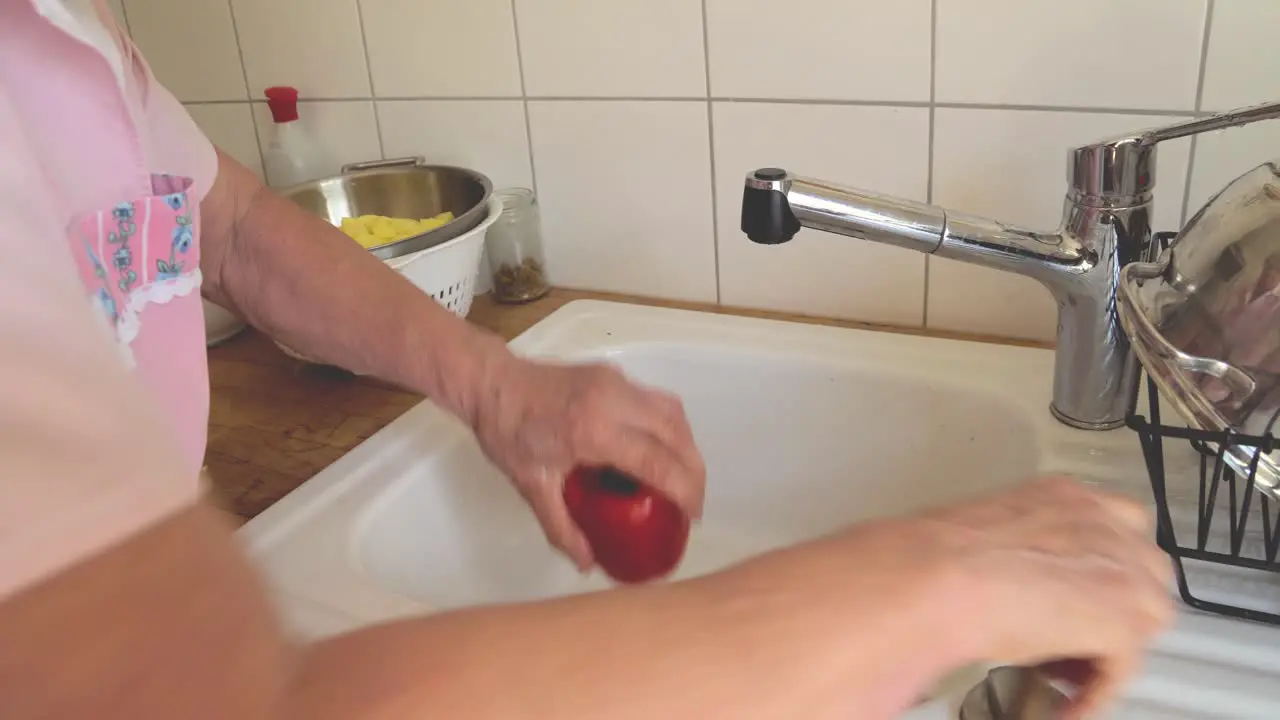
[341,156,425,174]
[1119,262,1258,400]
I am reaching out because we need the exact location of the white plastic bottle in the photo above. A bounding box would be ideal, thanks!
[262,86,329,187]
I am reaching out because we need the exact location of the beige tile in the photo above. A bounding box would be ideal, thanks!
[231,0,370,98]
[360,0,521,97]
[185,102,263,179]
[713,102,929,325]
[375,99,525,297]
[527,101,716,302]
[1201,0,1280,111]
[376,100,533,189]
[515,0,706,98]
[251,101,381,185]
[125,0,247,101]
[936,0,1206,111]
[929,108,1193,341]
[705,0,931,102]
[1188,123,1280,215]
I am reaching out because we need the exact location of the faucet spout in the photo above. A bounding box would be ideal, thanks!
[741,167,1148,431]
[741,103,1280,431]
[743,169,1086,278]
[744,169,949,251]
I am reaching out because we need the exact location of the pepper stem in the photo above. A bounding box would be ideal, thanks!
[597,468,640,495]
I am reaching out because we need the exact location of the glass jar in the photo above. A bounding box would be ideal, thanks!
[485,188,551,303]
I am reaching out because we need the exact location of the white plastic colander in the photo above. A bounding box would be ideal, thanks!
[276,196,500,362]
[384,195,500,318]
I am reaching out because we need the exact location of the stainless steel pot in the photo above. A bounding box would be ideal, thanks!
[278,157,493,261]
[1119,161,1280,495]
[959,667,1069,720]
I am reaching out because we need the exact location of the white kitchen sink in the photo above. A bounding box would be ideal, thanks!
[240,300,1280,718]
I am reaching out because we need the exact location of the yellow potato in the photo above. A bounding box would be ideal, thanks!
[389,218,418,234]
[419,211,454,232]
[338,211,456,250]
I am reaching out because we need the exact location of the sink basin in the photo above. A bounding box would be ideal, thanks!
[240,300,1280,717]
[359,341,1041,608]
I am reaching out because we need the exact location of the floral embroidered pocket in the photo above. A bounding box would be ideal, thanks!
[67,174,202,365]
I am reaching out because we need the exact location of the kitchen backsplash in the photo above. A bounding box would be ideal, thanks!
[109,0,1280,341]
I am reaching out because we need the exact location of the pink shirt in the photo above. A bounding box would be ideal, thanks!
[0,0,214,598]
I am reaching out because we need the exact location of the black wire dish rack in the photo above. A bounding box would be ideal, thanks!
[1126,233,1280,626]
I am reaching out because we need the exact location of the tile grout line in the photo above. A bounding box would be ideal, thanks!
[509,0,540,196]
[1193,0,1215,114]
[1182,134,1201,227]
[182,96,1213,119]
[353,0,386,160]
[701,0,721,304]
[1180,0,1216,226]
[222,0,266,177]
[922,0,938,329]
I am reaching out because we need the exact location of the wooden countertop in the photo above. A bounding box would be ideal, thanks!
[206,289,1046,522]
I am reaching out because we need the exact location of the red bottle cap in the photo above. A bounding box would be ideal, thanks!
[264,86,299,123]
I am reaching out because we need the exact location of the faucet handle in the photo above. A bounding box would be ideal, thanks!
[1068,100,1280,202]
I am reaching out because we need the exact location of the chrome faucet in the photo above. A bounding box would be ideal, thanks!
[741,101,1280,431]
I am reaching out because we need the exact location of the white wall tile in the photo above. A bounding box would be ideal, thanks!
[527,101,716,302]
[125,0,246,101]
[361,0,521,98]
[1188,124,1280,214]
[515,0,706,98]
[374,98,535,303]
[186,103,263,179]
[231,0,370,99]
[713,103,929,325]
[936,0,1206,111]
[705,0,931,102]
[930,108,1193,341]
[106,0,129,32]
[1201,0,1280,111]
[375,99,527,297]
[376,101,533,190]
[132,0,1273,330]
[251,101,381,185]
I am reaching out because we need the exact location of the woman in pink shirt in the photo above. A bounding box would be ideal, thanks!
[0,2,1172,718]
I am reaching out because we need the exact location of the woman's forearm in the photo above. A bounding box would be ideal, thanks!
[1,503,972,720]
[199,149,507,423]
[291,523,971,720]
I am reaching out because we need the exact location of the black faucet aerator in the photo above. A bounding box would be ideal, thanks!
[741,168,800,245]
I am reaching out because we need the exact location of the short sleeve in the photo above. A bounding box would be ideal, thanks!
[0,86,197,600]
